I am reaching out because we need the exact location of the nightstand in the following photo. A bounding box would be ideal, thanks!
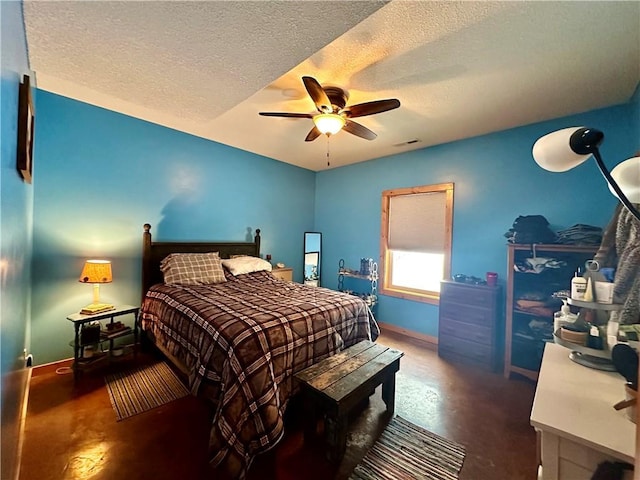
[271,267,293,282]
[66,304,140,380]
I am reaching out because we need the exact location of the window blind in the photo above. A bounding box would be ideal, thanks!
[388,191,446,252]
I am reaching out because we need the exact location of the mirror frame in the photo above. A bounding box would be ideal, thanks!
[303,232,322,287]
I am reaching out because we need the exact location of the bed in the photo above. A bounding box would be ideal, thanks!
[138,224,379,478]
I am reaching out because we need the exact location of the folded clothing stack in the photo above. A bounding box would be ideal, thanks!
[556,224,603,245]
[504,215,557,244]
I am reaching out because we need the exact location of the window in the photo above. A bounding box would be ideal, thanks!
[380,183,454,304]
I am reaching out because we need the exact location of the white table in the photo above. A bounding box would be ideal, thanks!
[530,342,635,479]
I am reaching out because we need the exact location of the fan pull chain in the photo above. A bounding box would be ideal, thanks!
[326,135,331,167]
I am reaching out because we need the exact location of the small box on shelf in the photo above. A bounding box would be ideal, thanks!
[80,322,101,345]
[100,326,132,340]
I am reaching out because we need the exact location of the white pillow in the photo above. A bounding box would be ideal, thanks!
[221,256,273,276]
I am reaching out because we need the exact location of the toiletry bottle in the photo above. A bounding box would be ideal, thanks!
[553,299,577,332]
[583,277,594,302]
[588,325,603,350]
[607,320,619,349]
[571,268,587,300]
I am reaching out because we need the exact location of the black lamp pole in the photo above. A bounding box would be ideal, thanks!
[570,128,640,223]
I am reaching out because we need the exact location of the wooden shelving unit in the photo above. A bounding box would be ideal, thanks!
[504,243,598,380]
[66,304,140,381]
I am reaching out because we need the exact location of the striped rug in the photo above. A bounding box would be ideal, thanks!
[349,416,466,480]
[105,361,189,421]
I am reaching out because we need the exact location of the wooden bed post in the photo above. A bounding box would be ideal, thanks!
[255,229,261,257]
[142,223,152,304]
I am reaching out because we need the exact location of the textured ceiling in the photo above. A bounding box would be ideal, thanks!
[24,1,640,171]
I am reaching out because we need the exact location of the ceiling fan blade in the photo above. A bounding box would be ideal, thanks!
[305,126,322,142]
[259,112,313,118]
[343,120,377,140]
[344,99,401,118]
[302,76,331,113]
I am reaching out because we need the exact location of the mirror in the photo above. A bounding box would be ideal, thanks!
[304,232,322,286]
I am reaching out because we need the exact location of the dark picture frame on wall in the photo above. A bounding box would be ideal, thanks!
[17,74,34,184]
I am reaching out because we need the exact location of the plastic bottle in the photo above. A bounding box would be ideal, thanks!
[607,320,619,348]
[583,277,594,302]
[588,325,603,349]
[571,268,587,300]
[553,299,578,333]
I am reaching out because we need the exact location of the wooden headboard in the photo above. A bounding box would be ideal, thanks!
[141,223,261,300]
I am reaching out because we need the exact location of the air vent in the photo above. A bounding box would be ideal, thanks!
[393,139,421,147]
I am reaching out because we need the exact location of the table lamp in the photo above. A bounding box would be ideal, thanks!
[79,259,114,314]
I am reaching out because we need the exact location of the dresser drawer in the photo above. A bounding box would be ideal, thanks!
[271,267,293,282]
[438,336,493,366]
[439,301,494,327]
[440,282,497,309]
[438,318,493,346]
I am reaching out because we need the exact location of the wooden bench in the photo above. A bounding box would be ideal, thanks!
[294,340,404,463]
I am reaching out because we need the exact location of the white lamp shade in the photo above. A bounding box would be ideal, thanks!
[609,156,640,204]
[532,127,592,172]
[313,113,345,135]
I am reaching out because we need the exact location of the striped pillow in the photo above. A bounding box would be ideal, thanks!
[160,252,226,285]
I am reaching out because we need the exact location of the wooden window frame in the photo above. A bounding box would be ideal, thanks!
[379,183,454,305]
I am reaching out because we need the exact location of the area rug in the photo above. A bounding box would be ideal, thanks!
[349,416,466,480]
[105,361,189,421]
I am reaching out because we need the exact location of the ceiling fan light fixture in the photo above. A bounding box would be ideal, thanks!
[313,113,345,135]
[261,76,399,141]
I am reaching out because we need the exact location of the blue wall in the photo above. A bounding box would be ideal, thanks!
[1,2,32,477]
[1,0,32,393]
[29,90,640,363]
[25,86,640,364]
[316,100,638,338]
[30,92,316,364]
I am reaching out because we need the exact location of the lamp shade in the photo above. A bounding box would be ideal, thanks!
[313,113,345,135]
[610,156,640,204]
[79,260,112,283]
[532,127,592,172]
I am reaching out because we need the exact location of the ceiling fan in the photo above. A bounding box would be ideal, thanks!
[259,76,400,142]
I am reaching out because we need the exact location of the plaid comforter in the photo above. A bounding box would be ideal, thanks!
[140,270,378,478]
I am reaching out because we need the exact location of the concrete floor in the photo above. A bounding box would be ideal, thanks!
[19,331,537,480]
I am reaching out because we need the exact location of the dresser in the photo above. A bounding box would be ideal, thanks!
[271,267,293,282]
[531,342,634,479]
[438,280,503,371]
